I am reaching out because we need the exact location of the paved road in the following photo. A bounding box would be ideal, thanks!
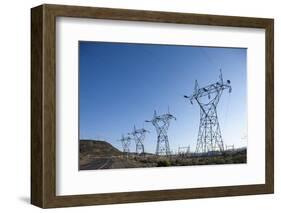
[80,157,113,170]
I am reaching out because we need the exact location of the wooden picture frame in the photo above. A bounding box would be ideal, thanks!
[31,4,274,208]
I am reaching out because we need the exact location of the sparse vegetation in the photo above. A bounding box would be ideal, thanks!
[157,159,171,167]
[79,140,247,170]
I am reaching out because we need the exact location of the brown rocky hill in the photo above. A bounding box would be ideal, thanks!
[79,140,122,158]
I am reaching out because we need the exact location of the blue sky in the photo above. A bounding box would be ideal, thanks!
[79,41,247,153]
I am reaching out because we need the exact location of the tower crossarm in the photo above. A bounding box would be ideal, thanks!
[184,70,231,104]
[146,113,176,124]
[188,82,231,102]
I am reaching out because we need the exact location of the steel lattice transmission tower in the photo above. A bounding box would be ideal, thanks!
[184,70,232,153]
[119,134,132,157]
[130,125,149,155]
[146,110,176,156]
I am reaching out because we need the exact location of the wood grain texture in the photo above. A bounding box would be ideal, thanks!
[265,20,274,193]
[31,4,274,208]
[31,5,43,207]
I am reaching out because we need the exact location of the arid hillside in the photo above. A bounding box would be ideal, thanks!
[79,140,247,170]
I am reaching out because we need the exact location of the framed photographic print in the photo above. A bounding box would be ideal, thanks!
[31,4,274,208]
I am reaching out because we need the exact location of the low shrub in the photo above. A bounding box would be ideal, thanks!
[157,160,171,167]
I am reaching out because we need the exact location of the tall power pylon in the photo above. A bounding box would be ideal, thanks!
[146,110,176,156]
[184,70,231,153]
[119,134,132,157]
[130,125,149,155]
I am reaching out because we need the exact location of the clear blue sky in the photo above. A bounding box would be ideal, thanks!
[79,41,247,153]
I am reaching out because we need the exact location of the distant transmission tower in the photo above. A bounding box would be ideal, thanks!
[119,134,132,157]
[130,125,149,155]
[178,146,190,154]
[146,109,176,156]
[184,70,232,153]
[178,146,190,158]
[225,144,235,151]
